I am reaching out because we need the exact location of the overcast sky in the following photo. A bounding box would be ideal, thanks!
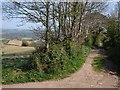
[1,2,118,30]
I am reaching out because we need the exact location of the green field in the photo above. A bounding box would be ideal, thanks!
[2,45,35,55]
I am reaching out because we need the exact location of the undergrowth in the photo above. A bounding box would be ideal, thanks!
[2,43,91,84]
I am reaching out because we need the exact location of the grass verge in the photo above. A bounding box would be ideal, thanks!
[92,56,105,72]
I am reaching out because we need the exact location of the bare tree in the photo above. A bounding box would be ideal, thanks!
[2,0,108,46]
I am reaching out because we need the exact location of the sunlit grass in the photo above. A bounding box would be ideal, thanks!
[2,45,35,55]
[92,56,105,72]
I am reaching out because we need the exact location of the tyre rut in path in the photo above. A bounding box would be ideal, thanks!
[2,49,119,88]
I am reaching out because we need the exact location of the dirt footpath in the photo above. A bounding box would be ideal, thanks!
[2,49,119,88]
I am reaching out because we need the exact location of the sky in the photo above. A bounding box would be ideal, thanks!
[1,1,118,30]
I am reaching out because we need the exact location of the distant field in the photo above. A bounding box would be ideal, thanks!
[2,29,35,39]
[21,38,33,41]
[2,45,35,55]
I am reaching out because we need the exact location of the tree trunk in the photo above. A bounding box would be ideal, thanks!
[58,2,62,41]
[45,2,50,52]
[53,3,57,38]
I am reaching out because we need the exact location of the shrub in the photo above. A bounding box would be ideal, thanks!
[32,41,91,75]
[32,43,69,74]
[104,18,120,72]
[95,32,104,47]
[85,34,94,48]
[22,40,29,46]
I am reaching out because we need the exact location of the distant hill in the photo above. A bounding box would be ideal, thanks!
[2,29,36,39]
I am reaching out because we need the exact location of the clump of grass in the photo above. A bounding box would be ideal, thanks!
[92,56,105,72]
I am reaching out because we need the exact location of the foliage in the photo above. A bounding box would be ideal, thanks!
[85,34,94,48]
[95,32,105,48]
[2,44,91,84]
[104,18,120,72]
[2,58,51,84]
[92,56,105,72]
[85,33,100,48]
[85,30,106,49]
[22,40,29,46]
[32,41,91,76]
[1,39,9,44]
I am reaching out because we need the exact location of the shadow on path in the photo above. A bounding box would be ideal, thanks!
[97,49,120,79]
[97,49,119,75]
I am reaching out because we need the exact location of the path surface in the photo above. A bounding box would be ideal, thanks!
[2,49,119,88]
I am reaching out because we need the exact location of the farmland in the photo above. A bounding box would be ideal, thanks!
[1,29,36,56]
[2,45,35,55]
[2,29,35,39]
[1,37,35,55]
